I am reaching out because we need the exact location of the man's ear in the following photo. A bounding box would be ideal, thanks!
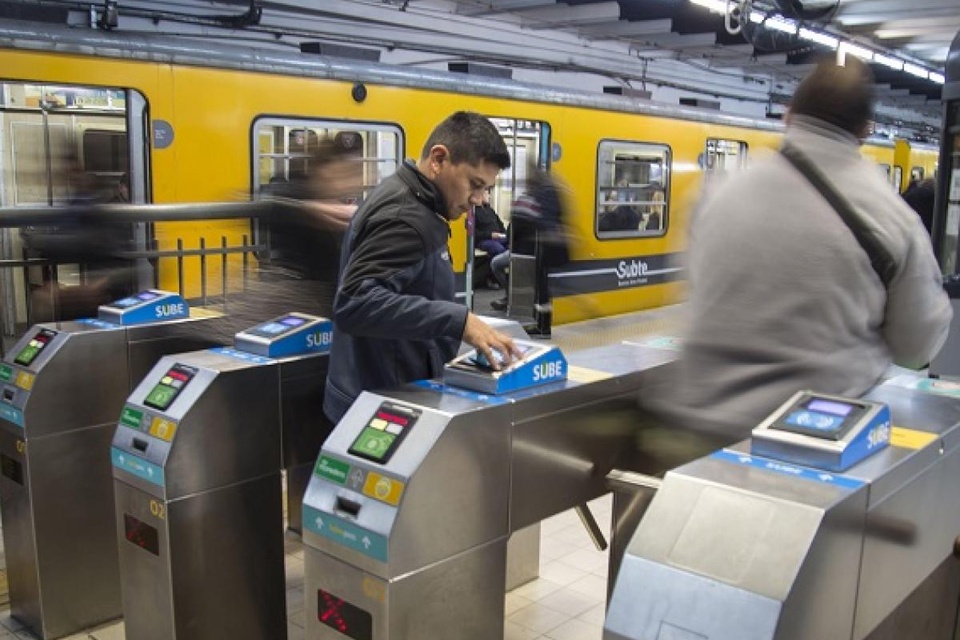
[426,145,449,177]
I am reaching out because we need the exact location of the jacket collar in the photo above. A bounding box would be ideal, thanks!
[398,159,449,222]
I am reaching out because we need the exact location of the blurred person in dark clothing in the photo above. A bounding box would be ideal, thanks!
[474,190,508,257]
[508,167,570,338]
[902,177,936,235]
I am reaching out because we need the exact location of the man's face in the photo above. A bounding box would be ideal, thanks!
[427,146,500,220]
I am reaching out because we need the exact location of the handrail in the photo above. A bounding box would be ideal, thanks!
[0,201,273,227]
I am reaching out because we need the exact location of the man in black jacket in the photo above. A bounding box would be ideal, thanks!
[323,111,520,423]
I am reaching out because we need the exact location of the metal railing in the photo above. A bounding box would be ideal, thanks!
[0,202,270,346]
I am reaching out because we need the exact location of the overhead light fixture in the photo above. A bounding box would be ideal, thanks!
[749,10,765,23]
[872,53,904,71]
[903,62,929,79]
[929,72,945,84]
[689,0,729,14]
[838,41,873,62]
[798,27,838,49]
[764,16,798,34]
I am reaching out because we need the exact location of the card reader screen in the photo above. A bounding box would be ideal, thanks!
[111,291,161,309]
[773,396,864,440]
[348,402,420,464]
[124,513,159,556]
[250,315,307,337]
[144,363,197,411]
[13,329,56,366]
[136,291,160,301]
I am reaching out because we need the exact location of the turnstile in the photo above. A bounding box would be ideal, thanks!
[0,291,226,639]
[604,376,960,640]
[301,340,675,640]
[111,313,337,640]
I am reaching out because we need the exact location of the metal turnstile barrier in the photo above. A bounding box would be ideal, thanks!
[111,313,333,640]
[301,340,677,640]
[0,291,227,639]
[605,379,960,640]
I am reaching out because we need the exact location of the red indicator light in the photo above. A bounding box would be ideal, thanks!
[377,412,407,426]
[317,589,372,639]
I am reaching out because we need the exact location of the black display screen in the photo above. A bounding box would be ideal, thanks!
[13,329,57,366]
[317,589,372,640]
[772,396,866,440]
[124,513,159,556]
[348,402,420,464]
[143,363,197,411]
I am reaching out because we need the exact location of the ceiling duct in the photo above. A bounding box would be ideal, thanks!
[603,86,652,99]
[680,97,722,110]
[0,1,68,23]
[448,62,513,79]
[300,42,381,63]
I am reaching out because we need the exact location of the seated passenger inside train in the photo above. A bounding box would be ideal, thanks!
[598,189,641,231]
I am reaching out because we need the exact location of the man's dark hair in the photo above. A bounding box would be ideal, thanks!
[420,111,511,169]
[790,56,876,137]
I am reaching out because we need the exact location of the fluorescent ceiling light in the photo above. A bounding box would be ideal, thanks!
[765,16,797,34]
[838,41,873,62]
[749,10,765,23]
[798,27,838,49]
[903,62,929,79]
[872,53,904,71]
[929,72,945,84]
[689,0,729,14]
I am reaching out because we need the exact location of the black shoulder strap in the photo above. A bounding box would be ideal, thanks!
[779,144,897,287]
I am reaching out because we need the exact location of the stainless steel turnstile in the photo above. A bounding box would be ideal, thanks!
[111,340,332,640]
[0,307,226,639]
[604,377,960,640]
[301,341,675,640]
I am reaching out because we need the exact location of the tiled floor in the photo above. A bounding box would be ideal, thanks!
[0,494,614,640]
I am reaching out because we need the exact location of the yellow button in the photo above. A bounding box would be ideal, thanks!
[362,471,404,506]
[15,371,34,391]
[369,418,388,431]
[161,376,173,385]
[149,417,178,441]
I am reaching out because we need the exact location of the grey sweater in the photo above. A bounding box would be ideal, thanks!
[647,116,952,441]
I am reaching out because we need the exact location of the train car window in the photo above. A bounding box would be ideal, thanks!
[893,166,903,192]
[704,138,748,173]
[596,140,670,239]
[879,163,892,181]
[1,83,135,206]
[251,117,403,205]
[485,118,548,219]
[911,167,925,182]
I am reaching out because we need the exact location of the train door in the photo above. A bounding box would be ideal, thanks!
[250,117,403,286]
[0,82,149,344]
[466,117,547,315]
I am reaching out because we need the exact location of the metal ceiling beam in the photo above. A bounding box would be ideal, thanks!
[576,19,673,39]
[836,0,958,16]
[455,0,558,18]
[634,32,717,49]
[517,2,620,29]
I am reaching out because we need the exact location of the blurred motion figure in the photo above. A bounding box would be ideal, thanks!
[645,56,951,444]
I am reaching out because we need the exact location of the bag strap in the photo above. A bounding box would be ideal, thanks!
[779,144,897,287]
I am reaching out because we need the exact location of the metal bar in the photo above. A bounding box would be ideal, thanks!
[242,234,249,292]
[606,469,663,493]
[0,201,274,228]
[177,238,185,297]
[574,503,608,552]
[200,237,207,306]
[221,236,228,311]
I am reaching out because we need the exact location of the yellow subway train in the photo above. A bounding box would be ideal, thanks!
[0,25,939,326]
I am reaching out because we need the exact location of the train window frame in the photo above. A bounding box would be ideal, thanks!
[704,138,748,173]
[250,116,405,203]
[595,139,671,240]
[1,81,144,206]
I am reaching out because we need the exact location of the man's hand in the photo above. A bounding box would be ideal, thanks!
[462,313,522,371]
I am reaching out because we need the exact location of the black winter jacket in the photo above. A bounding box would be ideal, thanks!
[323,161,468,423]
